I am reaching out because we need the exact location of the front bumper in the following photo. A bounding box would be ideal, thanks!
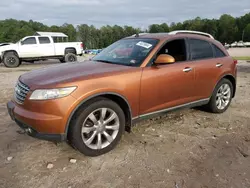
[7,101,66,142]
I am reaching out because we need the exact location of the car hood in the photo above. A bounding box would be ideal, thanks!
[19,61,135,89]
[0,44,18,53]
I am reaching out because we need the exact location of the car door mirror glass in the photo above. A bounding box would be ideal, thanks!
[155,54,175,65]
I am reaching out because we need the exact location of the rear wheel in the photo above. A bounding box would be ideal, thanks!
[206,78,233,113]
[3,52,20,68]
[68,98,125,156]
[65,53,77,62]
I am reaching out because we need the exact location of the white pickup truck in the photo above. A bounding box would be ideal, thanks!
[0,35,83,67]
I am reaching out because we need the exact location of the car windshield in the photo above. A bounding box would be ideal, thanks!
[92,38,158,67]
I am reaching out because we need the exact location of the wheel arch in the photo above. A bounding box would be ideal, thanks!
[3,50,19,57]
[222,74,236,98]
[65,47,76,55]
[65,92,133,137]
[213,74,236,98]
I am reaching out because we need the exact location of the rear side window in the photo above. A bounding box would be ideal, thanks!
[212,44,226,58]
[39,37,51,44]
[22,37,37,45]
[189,39,213,60]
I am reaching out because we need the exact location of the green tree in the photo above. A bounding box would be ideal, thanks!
[218,14,238,43]
[244,23,250,41]
[61,23,77,42]
[149,24,164,33]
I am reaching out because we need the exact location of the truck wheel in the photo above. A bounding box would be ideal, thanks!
[68,97,125,156]
[65,53,77,62]
[59,58,65,63]
[3,52,20,68]
[26,61,34,63]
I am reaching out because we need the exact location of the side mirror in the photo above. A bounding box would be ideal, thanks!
[154,54,175,65]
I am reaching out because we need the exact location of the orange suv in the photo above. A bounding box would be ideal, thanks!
[7,30,237,156]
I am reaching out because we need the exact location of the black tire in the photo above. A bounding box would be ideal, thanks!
[26,61,34,63]
[3,52,20,68]
[68,97,125,156]
[65,53,77,62]
[206,78,233,113]
[59,58,65,63]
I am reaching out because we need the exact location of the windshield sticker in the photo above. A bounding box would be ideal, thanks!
[130,59,136,64]
[136,41,152,49]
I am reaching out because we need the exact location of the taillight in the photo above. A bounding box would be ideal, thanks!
[233,59,238,65]
[80,43,84,48]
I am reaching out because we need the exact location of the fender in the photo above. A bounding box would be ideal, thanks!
[2,50,19,57]
[210,73,236,99]
[64,92,133,136]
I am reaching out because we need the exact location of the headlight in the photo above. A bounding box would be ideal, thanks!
[29,87,77,100]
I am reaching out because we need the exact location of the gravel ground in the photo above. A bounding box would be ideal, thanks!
[0,59,250,188]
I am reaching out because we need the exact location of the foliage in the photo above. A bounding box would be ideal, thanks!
[233,56,250,60]
[0,13,249,49]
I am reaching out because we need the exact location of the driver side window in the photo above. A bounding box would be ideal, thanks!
[22,37,37,45]
[157,39,187,62]
[112,43,133,58]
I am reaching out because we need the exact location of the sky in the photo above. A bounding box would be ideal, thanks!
[0,0,249,28]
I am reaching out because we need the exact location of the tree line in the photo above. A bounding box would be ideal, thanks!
[0,13,249,49]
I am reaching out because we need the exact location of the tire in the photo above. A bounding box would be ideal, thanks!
[65,53,77,62]
[3,52,20,68]
[59,58,65,63]
[26,61,34,63]
[206,78,233,113]
[68,98,125,156]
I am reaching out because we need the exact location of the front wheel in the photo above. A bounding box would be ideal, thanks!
[206,78,233,113]
[3,52,20,68]
[59,58,65,63]
[68,98,125,156]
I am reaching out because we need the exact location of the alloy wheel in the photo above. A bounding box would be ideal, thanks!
[216,83,231,110]
[81,108,120,150]
[7,57,16,65]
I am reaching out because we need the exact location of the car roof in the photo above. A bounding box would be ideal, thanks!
[126,30,216,41]
[125,31,228,55]
[126,32,214,41]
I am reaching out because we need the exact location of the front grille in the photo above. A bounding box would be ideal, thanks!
[14,80,30,104]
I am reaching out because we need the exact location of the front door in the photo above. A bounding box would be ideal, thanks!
[19,37,39,58]
[139,38,196,116]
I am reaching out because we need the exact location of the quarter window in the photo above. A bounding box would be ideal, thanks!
[212,44,226,58]
[189,39,213,60]
[38,37,50,44]
[22,37,37,45]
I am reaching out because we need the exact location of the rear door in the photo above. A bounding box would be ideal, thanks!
[19,37,39,58]
[38,37,55,57]
[187,38,226,100]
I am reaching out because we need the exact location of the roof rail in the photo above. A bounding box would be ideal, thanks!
[169,30,214,39]
[131,33,149,37]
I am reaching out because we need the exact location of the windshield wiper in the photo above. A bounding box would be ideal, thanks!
[94,60,116,64]
[94,59,135,67]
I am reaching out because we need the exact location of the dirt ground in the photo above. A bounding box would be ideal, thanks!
[0,59,250,188]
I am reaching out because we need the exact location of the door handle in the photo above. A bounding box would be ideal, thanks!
[216,63,223,68]
[183,67,192,72]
